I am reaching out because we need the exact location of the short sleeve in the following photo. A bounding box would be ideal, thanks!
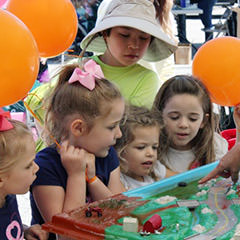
[108,147,119,171]
[120,173,130,191]
[153,160,167,179]
[32,147,67,189]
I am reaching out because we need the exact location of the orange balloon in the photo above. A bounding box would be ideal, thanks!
[7,0,78,57]
[0,9,39,107]
[192,37,240,106]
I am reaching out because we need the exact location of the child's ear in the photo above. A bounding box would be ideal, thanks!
[0,177,3,188]
[0,175,8,188]
[70,119,88,137]
[200,113,209,128]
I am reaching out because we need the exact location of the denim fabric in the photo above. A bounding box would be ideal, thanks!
[198,0,217,40]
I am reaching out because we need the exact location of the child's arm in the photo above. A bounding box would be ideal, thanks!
[23,224,48,240]
[165,168,178,178]
[87,147,125,201]
[32,185,67,223]
[85,151,111,200]
[87,166,125,201]
[60,140,90,212]
[32,141,87,222]
[154,160,178,179]
[233,104,240,143]
[108,167,126,193]
[87,177,112,201]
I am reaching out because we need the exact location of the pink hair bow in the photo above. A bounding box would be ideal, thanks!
[0,108,13,131]
[68,59,104,90]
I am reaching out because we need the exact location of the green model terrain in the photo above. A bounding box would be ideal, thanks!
[105,178,240,240]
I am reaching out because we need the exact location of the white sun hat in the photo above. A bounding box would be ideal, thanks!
[80,0,178,62]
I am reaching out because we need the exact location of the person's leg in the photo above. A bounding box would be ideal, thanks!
[198,0,217,41]
[227,11,237,37]
[176,14,189,43]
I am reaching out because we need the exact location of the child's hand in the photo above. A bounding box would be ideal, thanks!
[60,140,87,176]
[86,153,96,180]
[233,104,240,130]
[24,224,48,240]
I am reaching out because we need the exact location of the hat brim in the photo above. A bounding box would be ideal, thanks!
[81,16,178,62]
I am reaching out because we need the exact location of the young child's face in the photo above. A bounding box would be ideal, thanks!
[102,26,151,67]
[122,125,159,181]
[77,98,125,158]
[1,136,39,195]
[162,93,205,150]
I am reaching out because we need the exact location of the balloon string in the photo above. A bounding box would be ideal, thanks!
[24,93,61,149]
[26,92,43,102]
[64,54,83,58]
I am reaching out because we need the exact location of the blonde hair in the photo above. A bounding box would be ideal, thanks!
[115,105,161,180]
[44,63,122,145]
[0,120,33,175]
[153,75,215,167]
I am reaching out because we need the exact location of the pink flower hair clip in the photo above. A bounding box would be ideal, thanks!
[68,59,104,90]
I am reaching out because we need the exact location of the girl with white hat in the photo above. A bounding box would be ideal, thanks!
[80,0,177,108]
[95,0,178,84]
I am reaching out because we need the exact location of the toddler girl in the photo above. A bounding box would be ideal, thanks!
[115,105,176,191]
[30,60,125,232]
[0,111,47,240]
[153,75,228,173]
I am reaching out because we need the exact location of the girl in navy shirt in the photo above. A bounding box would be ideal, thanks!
[0,112,47,240]
[30,60,125,230]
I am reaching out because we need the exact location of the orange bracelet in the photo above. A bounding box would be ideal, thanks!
[86,175,97,184]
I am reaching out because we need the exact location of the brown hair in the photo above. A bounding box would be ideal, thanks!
[115,105,161,180]
[0,120,33,175]
[153,75,215,167]
[44,62,122,145]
